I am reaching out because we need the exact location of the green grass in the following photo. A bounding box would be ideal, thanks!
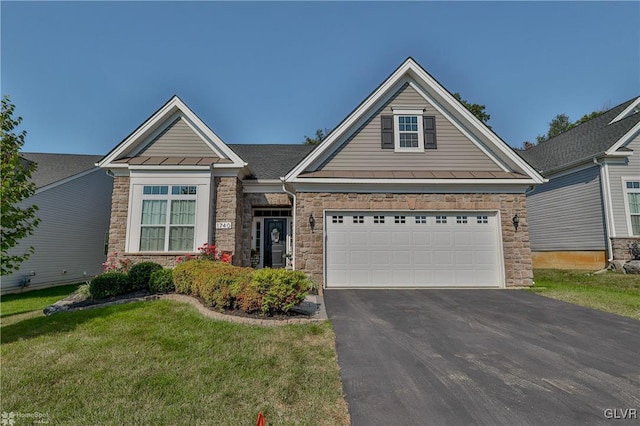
[0,299,349,425]
[530,269,640,320]
[0,284,80,318]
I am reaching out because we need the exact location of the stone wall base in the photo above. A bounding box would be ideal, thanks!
[611,237,640,262]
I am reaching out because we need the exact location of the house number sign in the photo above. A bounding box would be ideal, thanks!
[216,222,232,229]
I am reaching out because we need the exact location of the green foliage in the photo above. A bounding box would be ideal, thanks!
[148,269,174,294]
[128,262,163,290]
[525,109,606,148]
[172,260,231,295]
[89,272,130,299]
[194,266,253,310]
[245,268,310,315]
[1,96,40,275]
[452,92,491,129]
[303,128,330,145]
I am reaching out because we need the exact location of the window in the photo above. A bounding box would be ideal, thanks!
[332,216,344,224]
[392,109,424,152]
[138,185,197,251]
[624,180,640,235]
[374,216,385,224]
[394,216,406,224]
[415,215,427,224]
[436,216,447,224]
[456,216,468,224]
[477,215,489,224]
[352,216,364,224]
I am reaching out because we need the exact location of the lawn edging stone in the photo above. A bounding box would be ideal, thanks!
[43,291,326,326]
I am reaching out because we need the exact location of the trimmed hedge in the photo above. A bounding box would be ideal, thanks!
[246,268,309,315]
[128,262,163,290]
[149,269,175,294]
[173,260,310,315]
[194,266,253,311]
[89,272,130,299]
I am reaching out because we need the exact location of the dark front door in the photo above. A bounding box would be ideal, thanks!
[264,219,286,268]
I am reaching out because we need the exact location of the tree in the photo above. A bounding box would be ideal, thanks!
[523,108,606,149]
[1,96,40,275]
[303,128,330,145]
[452,92,492,129]
[536,113,572,143]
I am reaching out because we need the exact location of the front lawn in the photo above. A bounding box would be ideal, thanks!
[0,284,80,318]
[530,269,640,320]
[0,298,349,425]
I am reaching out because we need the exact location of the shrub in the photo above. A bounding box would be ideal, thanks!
[128,262,163,290]
[194,266,253,310]
[173,260,232,295]
[89,272,130,299]
[243,268,310,315]
[149,269,175,294]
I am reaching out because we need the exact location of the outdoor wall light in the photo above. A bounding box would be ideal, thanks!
[512,214,520,231]
[309,214,316,232]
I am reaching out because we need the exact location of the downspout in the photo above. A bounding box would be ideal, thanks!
[281,178,296,270]
[594,158,615,262]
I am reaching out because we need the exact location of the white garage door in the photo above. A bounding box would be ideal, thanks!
[325,211,503,288]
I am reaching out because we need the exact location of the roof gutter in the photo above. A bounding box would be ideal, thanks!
[594,157,615,263]
[281,178,296,271]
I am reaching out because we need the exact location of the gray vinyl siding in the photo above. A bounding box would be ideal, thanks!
[526,165,606,251]
[140,117,219,157]
[607,134,640,237]
[1,169,113,294]
[318,83,501,172]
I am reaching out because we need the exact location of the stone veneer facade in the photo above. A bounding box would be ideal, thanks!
[611,237,640,262]
[108,177,534,287]
[295,192,533,288]
[107,176,248,268]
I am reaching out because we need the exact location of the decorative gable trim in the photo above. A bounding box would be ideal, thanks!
[285,58,544,184]
[98,96,247,170]
[609,96,640,125]
[604,120,640,156]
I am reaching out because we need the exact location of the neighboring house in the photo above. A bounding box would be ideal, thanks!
[98,57,544,290]
[1,153,113,294]
[519,97,640,270]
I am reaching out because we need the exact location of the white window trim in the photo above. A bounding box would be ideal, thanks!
[621,177,640,236]
[126,174,211,253]
[393,108,424,152]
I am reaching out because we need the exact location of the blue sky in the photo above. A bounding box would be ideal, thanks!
[2,1,639,155]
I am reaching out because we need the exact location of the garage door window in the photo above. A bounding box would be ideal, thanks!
[352,216,364,224]
[394,216,406,224]
[477,215,488,224]
[374,216,385,224]
[436,216,447,224]
[456,216,468,224]
[332,216,344,223]
[415,215,427,224]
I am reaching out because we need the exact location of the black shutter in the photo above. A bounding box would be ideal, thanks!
[381,115,394,149]
[423,116,437,150]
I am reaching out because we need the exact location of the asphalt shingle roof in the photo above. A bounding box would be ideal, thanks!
[20,153,103,188]
[518,97,640,174]
[228,144,316,180]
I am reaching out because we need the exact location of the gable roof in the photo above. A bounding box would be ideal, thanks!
[518,96,640,174]
[98,95,246,170]
[229,144,316,180]
[20,153,103,189]
[285,57,544,184]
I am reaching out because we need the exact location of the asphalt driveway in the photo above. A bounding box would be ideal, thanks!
[325,290,640,426]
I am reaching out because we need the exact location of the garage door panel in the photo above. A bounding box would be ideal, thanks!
[326,211,502,288]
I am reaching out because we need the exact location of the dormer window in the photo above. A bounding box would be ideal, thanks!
[381,108,437,151]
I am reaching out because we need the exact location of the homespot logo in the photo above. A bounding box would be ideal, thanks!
[604,408,637,419]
